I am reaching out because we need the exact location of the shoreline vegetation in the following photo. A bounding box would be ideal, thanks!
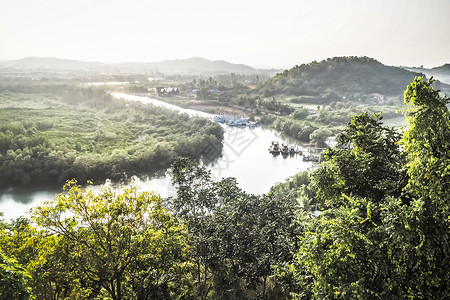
[0,85,223,188]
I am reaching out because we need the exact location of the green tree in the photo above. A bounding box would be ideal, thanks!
[288,78,449,299]
[0,251,33,300]
[309,127,332,148]
[292,109,308,120]
[312,111,406,207]
[31,180,190,300]
[170,157,299,299]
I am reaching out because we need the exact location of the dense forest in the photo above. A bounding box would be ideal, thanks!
[1,77,448,299]
[0,83,223,187]
[259,56,426,99]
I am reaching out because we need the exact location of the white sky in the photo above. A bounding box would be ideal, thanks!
[0,0,449,68]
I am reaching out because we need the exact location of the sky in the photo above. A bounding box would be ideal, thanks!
[0,0,449,69]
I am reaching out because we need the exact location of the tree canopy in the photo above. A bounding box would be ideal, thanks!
[288,77,449,299]
[259,56,425,98]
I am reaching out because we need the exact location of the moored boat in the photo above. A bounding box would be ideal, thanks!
[281,143,289,155]
[213,115,226,123]
[227,116,247,126]
[269,141,281,153]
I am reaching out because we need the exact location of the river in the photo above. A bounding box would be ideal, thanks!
[0,93,317,220]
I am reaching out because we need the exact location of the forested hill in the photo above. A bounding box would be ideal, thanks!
[259,56,425,97]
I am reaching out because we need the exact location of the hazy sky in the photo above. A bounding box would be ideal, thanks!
[1,0,449,68]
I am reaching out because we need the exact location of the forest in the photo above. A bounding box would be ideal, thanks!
[1,77,448,299]
[0,83,223,187]
[259,57,426,97]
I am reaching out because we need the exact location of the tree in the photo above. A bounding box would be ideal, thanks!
[170,157,299,299]
[0,214,33,300]
[197,87,210,100]
[0,216,64,300]
[309,127,332,148]
[292,109,308,120]
[312,111,406,207]
[288,78,449,299]
[31,180,190,300]
[402,77,450,217]
[0,251,33,300]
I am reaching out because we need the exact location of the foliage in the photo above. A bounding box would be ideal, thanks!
[259,56,424,99]
[288,78,449,299]
[309,127,332,148]
[0,216,55,300]
[0,86,223,187]
[29,180,190,300]
[0,251,33,300]
[312,112,406,207]
[170,157,301,299]
[267,101,403,144]
[402,77,450,218]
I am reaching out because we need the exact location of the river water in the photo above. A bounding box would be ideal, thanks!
[0,93,317,220]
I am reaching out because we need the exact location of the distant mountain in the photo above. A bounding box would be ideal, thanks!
[428,64,450,85]
[0,57,107,71]
[0,56,258,75]
[259,56,432,98]
[403,64,450,85]
[430,63,450,74]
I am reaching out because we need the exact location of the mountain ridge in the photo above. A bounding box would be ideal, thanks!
[403,64,450,85]
[0,56,260,75]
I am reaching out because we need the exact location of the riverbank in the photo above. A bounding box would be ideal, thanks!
[127,92,252,117]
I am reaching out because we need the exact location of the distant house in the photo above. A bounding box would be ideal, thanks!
[165,87,179,95]
[369,93,386,104]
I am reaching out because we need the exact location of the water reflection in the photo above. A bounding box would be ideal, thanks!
[0,186,60,220]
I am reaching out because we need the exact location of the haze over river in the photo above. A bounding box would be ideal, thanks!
[0,93,318,220]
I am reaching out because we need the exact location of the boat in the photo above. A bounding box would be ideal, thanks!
[269,141,281,153]
[289,145,299,155]
[281,143,289,155]
[289,145,303,156]
[227,116,247,126]
[213,115,226,123]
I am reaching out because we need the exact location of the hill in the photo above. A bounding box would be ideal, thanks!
[428,64,450,84]
[259,56,426,99]
[402,64,450,85]
[0,56,258,75]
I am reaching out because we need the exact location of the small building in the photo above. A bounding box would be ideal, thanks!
[165,87,179,95]
[155,87,165,94]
